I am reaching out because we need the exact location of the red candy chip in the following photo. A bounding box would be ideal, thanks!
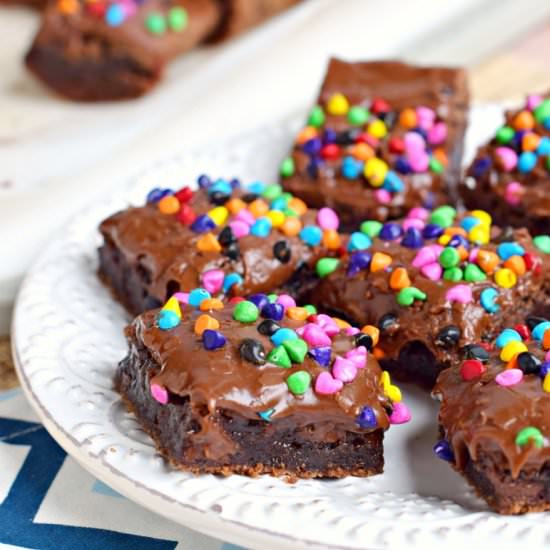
[514,323,531,341]
[87,2,106,16]
[306,314,318,323]
[174,186,194,203]
[177,203,196,225]
[320,144,340,160]
[389,137,405,154]
[477,342,493,352]
[523,252,542,275]
[229,296,245,304]
[460,359,485,381]
[371,98,391,114]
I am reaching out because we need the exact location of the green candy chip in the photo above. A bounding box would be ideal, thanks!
[145,12,167,35]
[360,220,383,238]
[168,7,188,31]
[282,338,308,363]
[286,370,312,395]
[267,345,291,368]
[534,235,550,254]
[316,257,340,278]
[308,105,325,128]
[280,157,295,178]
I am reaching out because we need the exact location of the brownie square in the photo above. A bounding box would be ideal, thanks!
[279,58,469,230]
[98,177,334,316]
[116,293,409,479]
[305,205,550,388]
[433,315,550,514]
[461,93,550,236]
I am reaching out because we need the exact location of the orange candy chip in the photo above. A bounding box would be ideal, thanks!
[194,314,219,335]
[225,198,246,214]
[513,110,535,131]
[200,298,224,311]
[361,325,380,346]
[287,197,308,216]
[333,317,351,329]
[504,255,526,276]
[296,126,318,145]
[399,108,417,129]
[370,252,392,272]
[543,329,550,351]
[323,229,341,250]
[57,0,79,13]
[286,307,309,321]
[197,233,222,253]
[248,199,269,218]
[281,217,302,237]
[476,250,499,274]
[158,195,181,215]
[389,267,411,290]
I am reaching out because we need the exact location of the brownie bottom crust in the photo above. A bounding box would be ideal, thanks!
[25,43,159,101]
[442,432,550,514]
[115,336,385,480]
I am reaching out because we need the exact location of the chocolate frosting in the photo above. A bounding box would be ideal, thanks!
[435,334,550,479]
[99,184,327,312]
[130,303,393,458]
[310,218,550,377]
[462,92,550,235]
[281,58,470,228]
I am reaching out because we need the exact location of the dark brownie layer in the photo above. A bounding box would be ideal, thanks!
[434,316,550,514]
[279,58,469,230]
[115,294,409,478]
[306,206,550,388]
[461,94,550,236]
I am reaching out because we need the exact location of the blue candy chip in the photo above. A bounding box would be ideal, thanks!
[250,217,272,237]
[495,328,522,348]
[223,273,243,293]
[347,232,372,252]
[497,241,525,260]
[383,171,404,193]
[532,321,550,341]
[188,288,211,308]
[299,225,323,246]
[271,328,298,346]
[158,310,180,330]
[480,287,500,313]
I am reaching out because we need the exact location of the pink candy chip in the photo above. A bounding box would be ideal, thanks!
[315,314,340,337]
[495,368,523,387]
[234,209,255,225]
[332,356,357,383]
[445,284,473,304]
[495,147,518,172]
[315,371,343,395]
[404,131,426,153]
[427,122,447,145]
[412,247,437,268]
[526,94,543,110]
[345,327,360,336]
[409,151,430,173]
[469,247,479,263]
[150,383,168,405]
[276,294,296,310]
[402,218,425,231]
[229,220,250,238]
[416,106,436,130]
[201,269,224,294]
[374,189,392,204]
[173,292,189,304]
[345,348,367,369]
[317,207,340,230]
[421,262,442,281]
[407,207,429,221]
[301,323,332,347]
[389,402,411,424]
[505,181,524,206]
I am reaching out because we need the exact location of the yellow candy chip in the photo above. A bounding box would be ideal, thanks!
[494,267,517,289]
[207,206,229,226]
[162,296,181,318]
[266,210,285,228]
[380,370,391,392]
[367,119,387,139]
[500,340,528,362]
[386,384,402,403]
[326,93,349,116]
[438,234,451,246]
[543,374,550,393]
[364,157,388,187]
[469,224,490,245]
[470,210,492,226]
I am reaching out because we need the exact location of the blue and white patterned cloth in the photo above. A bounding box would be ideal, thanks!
[0,388,248,550]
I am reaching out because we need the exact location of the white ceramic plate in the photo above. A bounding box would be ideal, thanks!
[14,105,550,550]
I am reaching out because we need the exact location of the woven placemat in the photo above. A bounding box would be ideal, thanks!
[0,337,17,390]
